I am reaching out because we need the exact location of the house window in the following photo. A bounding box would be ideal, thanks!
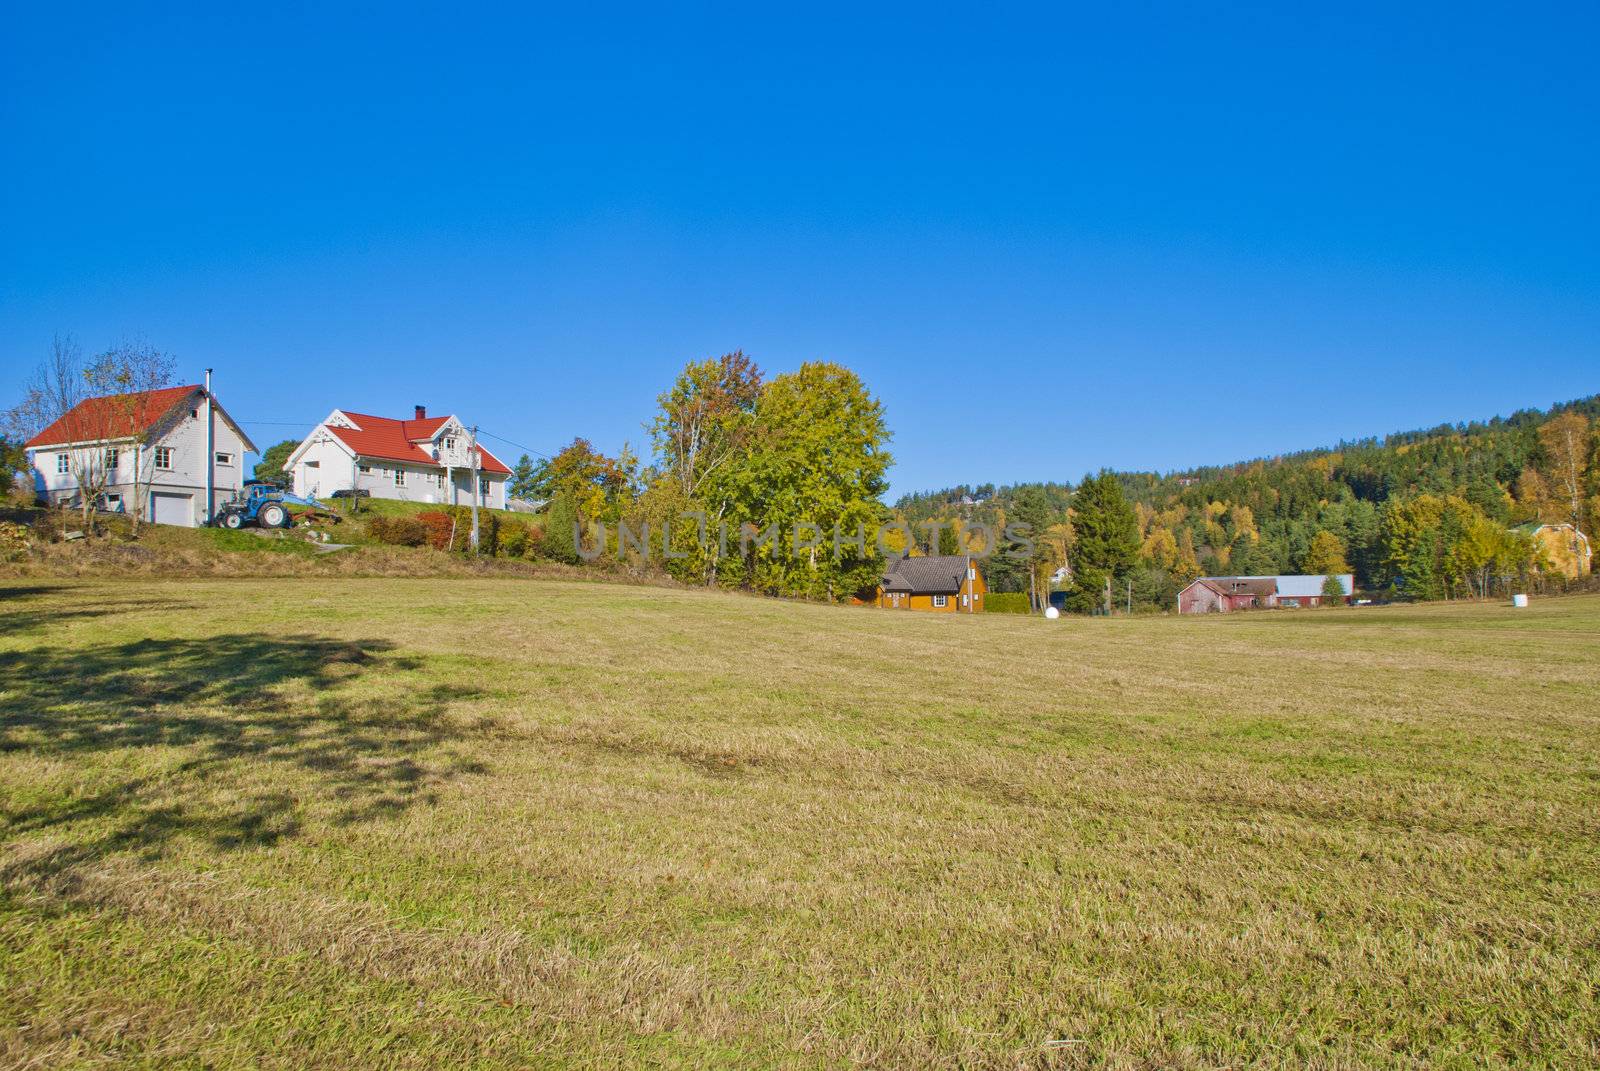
[104,447,119,470]
[101,493,123,512]
[479,476,489,495]
[154,447,173,470]
[444,437,456,451]
[215,451,233,465]
[961,594,969,607]
[394,468,406,486]
[56,454,70,474]
[433,472,444,487]
[967,566,975,580]
[358,463,372,474]
[933,595,948,608]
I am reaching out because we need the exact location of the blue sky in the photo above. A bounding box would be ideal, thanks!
[3,3,1596,496]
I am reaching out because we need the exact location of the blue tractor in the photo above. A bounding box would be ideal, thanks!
[213,481,332,530]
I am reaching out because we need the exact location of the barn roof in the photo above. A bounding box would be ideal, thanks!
[1271,574,1353,597]
[1191,575,1353,597]
[882,554,973,594]
[1197,576,1278,597]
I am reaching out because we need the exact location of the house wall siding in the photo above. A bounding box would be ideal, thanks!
[292,432,508,509]
[30,400,250,526]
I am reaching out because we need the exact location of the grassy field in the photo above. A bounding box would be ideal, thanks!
[1,580,1596,1069]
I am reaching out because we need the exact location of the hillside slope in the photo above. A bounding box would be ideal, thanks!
[898,394,1600,600]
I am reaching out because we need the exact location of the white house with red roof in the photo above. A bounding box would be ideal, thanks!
[284,405,511,509]
[25,383,256,526]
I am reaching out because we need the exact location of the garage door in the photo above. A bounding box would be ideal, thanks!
[150,492,195,527]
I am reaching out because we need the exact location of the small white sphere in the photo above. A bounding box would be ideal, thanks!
[1044,606,1060,620]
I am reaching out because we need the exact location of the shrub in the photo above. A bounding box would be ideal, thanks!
[0,521,31,561]
[500,521,531,558]
[416,511,457,551]
[984,592,1033,614]
[368,515,428,547]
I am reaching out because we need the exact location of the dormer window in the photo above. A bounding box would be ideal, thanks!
[443,436,456,451]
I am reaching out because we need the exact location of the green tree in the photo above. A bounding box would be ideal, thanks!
[711,361,891,601]
[1066,472,1139,613]
[1320,574,1346,605]
[509,453,539,501]
[647,352,764,583]
[253,439,297,488]
[539,492,580,564]
[0,436,26,498]
[1010,485,1057,609]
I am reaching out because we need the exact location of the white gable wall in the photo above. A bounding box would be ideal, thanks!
[29,397,252,526]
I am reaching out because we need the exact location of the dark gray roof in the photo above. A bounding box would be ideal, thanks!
[882,554,971,594]
[1196,576,1278,597]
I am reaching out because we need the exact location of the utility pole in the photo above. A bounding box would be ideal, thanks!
[468,424,481,552]
[203,368,215,524]
[1126,577,1132,615]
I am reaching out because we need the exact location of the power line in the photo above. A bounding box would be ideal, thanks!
[475,428,558,464]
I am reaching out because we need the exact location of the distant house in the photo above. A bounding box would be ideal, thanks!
[878,554,987,612]
[24,383,255,527]
[1513,522,1591,578]
[285,406,511,509]
[1177,574,1353,614]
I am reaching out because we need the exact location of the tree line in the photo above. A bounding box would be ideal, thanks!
[896,395,1600,609]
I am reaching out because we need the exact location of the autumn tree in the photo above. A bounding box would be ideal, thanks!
[647,352,764,583]
[1303,530,1352,575]
[1538,412,1592,564]
[530,438,636,522]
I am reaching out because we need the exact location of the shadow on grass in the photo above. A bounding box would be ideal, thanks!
[0,633,485,884]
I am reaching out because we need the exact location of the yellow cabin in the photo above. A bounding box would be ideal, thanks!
[877,554,987,612]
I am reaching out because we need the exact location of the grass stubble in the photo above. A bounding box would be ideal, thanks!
[0,579,1596,1069]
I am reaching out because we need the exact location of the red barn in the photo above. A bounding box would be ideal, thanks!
[1178,577,1277,614]
[1177,574,1354,614]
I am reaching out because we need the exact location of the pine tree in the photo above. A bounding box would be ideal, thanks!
[1067,472,1139,612]
[509,454,538,501]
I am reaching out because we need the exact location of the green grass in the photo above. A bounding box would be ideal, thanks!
[193,528,327,556]
[1,581,1597,1069]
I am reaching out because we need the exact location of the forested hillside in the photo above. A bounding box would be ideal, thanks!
[896,395,1600,606]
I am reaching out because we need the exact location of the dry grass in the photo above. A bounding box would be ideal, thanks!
[1,580,1597,1069]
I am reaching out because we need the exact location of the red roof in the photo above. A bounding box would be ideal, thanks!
[25,385,201,448]
[325,411,511,474]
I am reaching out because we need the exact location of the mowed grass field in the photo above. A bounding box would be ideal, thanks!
[1,580,1596,1070]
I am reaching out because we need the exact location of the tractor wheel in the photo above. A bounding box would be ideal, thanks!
[220,511,245,530]
[259,503,289,528]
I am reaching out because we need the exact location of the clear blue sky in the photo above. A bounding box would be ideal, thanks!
[3,3,1596,496]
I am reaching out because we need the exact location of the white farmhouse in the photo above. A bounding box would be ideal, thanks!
[285,406,510,509]
[25,383,256,527]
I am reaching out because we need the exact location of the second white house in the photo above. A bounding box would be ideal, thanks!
[285,406,511,509]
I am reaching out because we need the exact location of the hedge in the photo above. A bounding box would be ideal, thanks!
[984,592,1033,614]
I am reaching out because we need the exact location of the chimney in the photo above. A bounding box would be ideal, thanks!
[414,405,427,420]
